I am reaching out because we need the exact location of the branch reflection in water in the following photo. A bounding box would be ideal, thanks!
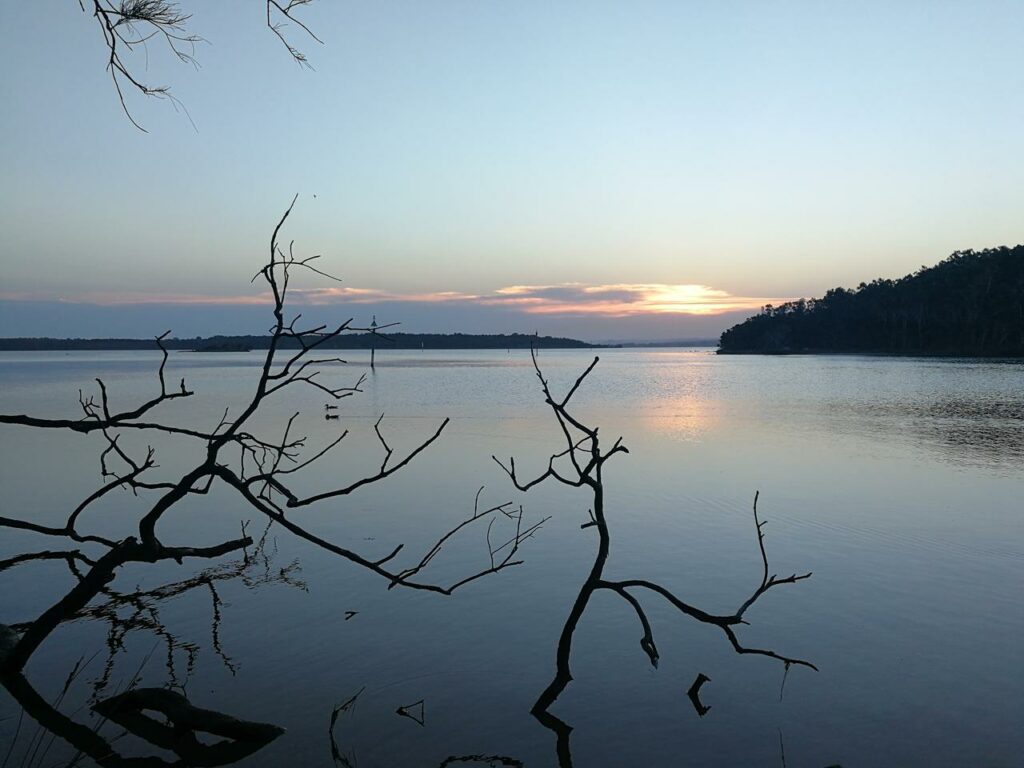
[1,512,826,768]
[1,530,298,766]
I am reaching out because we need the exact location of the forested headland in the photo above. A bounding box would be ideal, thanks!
[0,332,597,352]
[718,246,1024,356]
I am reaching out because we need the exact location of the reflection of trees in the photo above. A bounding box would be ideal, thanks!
[850,395,1024,468]
[437,757,522,767]
[80,525,303,695]
[327,686,524,768]
[95,687,285,766]
[4,666,283,767]
[1,531,299,766]
[495,350,816,765]
[4,535,528,768]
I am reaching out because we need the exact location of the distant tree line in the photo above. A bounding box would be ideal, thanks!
[0,332,596,352]
[718,246,1024,356]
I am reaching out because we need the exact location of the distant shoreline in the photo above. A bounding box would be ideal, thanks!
[0,333,602,352]
[0,334,727,352]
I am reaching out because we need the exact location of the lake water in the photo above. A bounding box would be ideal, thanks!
[1,349,1022,767]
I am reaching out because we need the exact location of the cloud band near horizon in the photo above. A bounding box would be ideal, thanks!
[0,283,786,317]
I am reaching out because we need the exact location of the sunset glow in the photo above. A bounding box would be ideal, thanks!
[1,283,782,318]
[487,284,782,316]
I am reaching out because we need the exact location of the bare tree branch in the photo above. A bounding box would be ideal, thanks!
[76,1,323,129]
[0,198,545,690]
[0,199,549,768]
[493,348,816,747]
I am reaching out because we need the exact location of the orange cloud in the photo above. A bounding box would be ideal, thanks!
[484,283,782,316]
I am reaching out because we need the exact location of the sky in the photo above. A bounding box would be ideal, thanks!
[1,1,1021,341]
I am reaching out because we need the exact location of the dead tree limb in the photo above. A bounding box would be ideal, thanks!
[1,197,543,674]
[0,197,546,765]
[76,0,323,130]
[493,349,815,729]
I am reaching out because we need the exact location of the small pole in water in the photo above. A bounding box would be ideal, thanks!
[370,315,377,371]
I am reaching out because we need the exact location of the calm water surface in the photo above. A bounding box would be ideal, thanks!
[1,349,1022,766]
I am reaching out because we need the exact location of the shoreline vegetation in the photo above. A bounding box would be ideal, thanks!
[0,335,721,352]
[718,246,1024,357]
[0,332,598,352]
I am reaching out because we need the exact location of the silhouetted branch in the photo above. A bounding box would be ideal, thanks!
[1,533,252,675]
[0,340,194,434]
[94,687,284,763]
[218,469,543,595]
[439,756,524,767]
[687,673,712,717]
[734,491,813,620]
[395,698,425,727]
[271,417,451,507]
[493,349,815,753]
[1,670,151,768]
[0,550,96,574]
[1,199,547,768]
[605,582,659,668]
[1,525,305,764]
[76,1,323,129]
[3,198,541,602]
[328,686,364,767]
[0,516,116,549]
[266,0,323,67]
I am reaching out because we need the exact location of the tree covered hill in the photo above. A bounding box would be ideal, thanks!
[718,246,1024,356]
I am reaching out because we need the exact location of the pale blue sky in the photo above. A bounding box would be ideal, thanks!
[0,2,1021,339]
